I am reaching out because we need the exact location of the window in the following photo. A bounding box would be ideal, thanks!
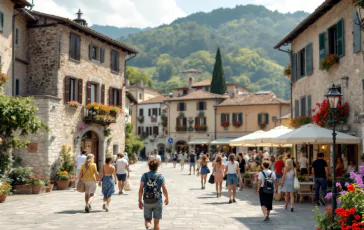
[64,77,83,104]
[205,87,209,91]
[111,50,120,72]
[109,87,122,106]
[319,18,345,62]
[258,113,269,124]
[221,113,229,122]
[299,49,305,77]
[183,90,187,95]
[69,78,76,101]
[197,101,206,110]
[292,43,313,82]
[139,108,144,116]
[195,117,206,125]
[153,126,159,135]
[70,33,81,61]
[0,11,4,32]
[232,113,243,123]
[176,117,187,126]
[90,84,97,103]
[15,28,19,45]
[139,93,142,100]
[91,46,97,60]
[15,78,20,96]
[178,102,186,111]
[152,108,158,116]
[300,96,306,116]
[89,44,105,62]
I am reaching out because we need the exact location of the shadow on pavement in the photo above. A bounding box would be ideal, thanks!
[55,210,104,214]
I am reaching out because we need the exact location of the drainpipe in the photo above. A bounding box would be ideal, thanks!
[277,45,293,119]
[124,53,137,87]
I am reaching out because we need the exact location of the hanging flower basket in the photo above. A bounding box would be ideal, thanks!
[320,54,339,71]
[283,64,291,78]
[232,121,242,128]
[312,99,349,127]
[259,122,267,129]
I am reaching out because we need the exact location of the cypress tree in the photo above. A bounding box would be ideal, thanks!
[210,47,226,95]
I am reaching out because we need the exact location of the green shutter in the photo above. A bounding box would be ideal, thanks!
[319,32,326,61]
[0,11,3,32]
[297,51,301,79]
[305,43,313,75]
[307,95,312,117]
[239,113,243,123]
[258,114,261,123]
[353,12,361,53]
[265,114,269,124]
[337,18,345,58]
[221,113,224,123]
[291,53,297,82]
[295,100,300,118]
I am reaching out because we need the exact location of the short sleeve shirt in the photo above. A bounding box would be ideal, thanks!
[299,157,309,169]
[258,169,276,187]
[274,160,285,174]
[312,159,328,178]
[76,155,87,169]
[238,158,246,173]
[140,171,165,201]
[80,163,98,181]
[189,154,196,163]
[115,158,128,174]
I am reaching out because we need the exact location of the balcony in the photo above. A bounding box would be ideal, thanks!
[175,125,187,132]
[150,115,157,122]
[83,103,119,126]
[194,125,207,132]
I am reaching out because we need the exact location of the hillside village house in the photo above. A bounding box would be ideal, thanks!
[0,2,137,174]
[274,0,362,166]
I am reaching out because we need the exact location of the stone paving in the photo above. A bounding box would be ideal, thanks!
[0,162,319,230]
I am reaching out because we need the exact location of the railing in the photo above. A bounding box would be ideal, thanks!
[175,126,187,132]
[195,125,207,132]
[83,103,119,125]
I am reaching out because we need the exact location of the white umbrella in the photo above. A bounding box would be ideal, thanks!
[272,124,360,144]
[244,125,293,147]
[229,130,265,146]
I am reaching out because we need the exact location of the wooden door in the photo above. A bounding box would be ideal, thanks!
[91,132,99,169]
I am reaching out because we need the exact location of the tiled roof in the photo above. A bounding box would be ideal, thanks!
[192,79,211,87]
[182,69,201,74]
[126,85,162,94]
[139,95,166,104]
[126,91,138,104]
[216,92,290,106]
[165,90,228,101]
[30,11,138,54]
[12,0,33,7]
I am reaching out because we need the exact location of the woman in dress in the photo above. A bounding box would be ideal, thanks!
[172,151,178,168]
[257,161,277,221]
[98,156,117,212]
[224,154,241,203]
[199,155,210,189]
[347,160,356,173]
[180,153,185,171]
[281,159,295,212]
[79,154,99,213]
[213,155,224,197]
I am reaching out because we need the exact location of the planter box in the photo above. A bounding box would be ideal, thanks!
[55,180,70,190]
[13,185,32,194]
[0,194,8,203]
[32,185,45,194]
[46,184,54,193]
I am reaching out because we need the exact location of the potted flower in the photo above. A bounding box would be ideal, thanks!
[259,122,266,129]
[243,173,250,187]
[8,167,33,194]
[0,179,12,203]
[320,54,339,71]
[67,101,82,108]
[232,121,242,128]
[221,121,229,130]
[56,171,70,190]
[44,177,54,192]
[137,116,144,123]
[28,170,46,194]
[283,64,291,78]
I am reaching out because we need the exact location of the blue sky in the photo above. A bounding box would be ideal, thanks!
[33,0,324,28]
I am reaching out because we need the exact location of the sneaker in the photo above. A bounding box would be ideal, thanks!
[263,216,269,221]
[105,206,109,212]
[229,199,232,204]
[233,198,236,203]
[85,203,90,213]
[319,198,326,206]
[103,204,106,210]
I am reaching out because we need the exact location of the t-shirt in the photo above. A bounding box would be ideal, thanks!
[80,163,98,181]
[115,158,128,174]
[178,153,183,160]
[76,154,87,169]
[140,171,165,201]
[263,152,270,160]
[222,157,227,164]
[150,155,162,162]
[243,155,249,164]
[189,154,196,163]
[238,158,246,173]
[299,157,309,169]
[274,160,285,174]
[226,161,239,174]
[347,165,356,173]
[173,153,178,159]
[312,159,328,178]
[258,169,276,187]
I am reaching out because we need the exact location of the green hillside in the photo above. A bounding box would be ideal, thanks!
[120,5,308,99]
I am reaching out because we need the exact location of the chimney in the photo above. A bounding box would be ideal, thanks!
[73,9,88,26]
[188,77,194,89]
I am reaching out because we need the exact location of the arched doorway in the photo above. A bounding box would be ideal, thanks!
[81,131,99,168]
[175,140,188,153]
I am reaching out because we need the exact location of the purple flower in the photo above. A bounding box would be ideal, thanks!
[325,192,333,200]
[340,190,347,195]
[350,171,357,180]
[336,198,340,204]
[345,182,350,187]
[360,165,364,177]
[335,182,341,187]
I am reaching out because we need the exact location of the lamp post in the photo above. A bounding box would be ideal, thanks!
[325,83,342,221]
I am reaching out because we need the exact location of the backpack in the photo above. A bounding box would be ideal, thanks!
[143,173,162,204]
[262,171,274,194]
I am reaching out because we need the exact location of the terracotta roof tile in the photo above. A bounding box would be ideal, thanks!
[139,95,166,104]
[165,90,228,101]
[216,92,290,106]
[192,79,211,87]
[182,69,201,74]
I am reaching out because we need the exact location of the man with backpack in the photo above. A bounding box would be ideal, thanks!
[138,158,169,230]
[257,161,278,221]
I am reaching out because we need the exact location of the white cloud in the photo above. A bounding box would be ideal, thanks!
[32,0,187,28]
[254,0,324,13]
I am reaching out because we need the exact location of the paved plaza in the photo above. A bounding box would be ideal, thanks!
[0,162,319,230]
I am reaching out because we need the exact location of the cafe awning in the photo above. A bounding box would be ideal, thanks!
[188,138,211,145]
[211,137,239,145]
[229,130,265,146]
[244,125,293,146]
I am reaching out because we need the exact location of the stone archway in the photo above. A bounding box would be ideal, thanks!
[78,126,105,171]
[175,140,188,153]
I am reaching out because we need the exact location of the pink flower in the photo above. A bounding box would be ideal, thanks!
[40,174,44,178]
[35,170,39,173]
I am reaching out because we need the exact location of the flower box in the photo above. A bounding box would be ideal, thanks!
[67,101,82,109]
[84,104,118,125]
[176,126,186,132]
[232,121,242,128]
[259,122,266,129]
[221,121,229,128]
[13,185,32,194]
[320,54,339,71]
[195,124,207,132]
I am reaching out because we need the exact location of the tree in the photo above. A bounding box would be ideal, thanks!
[210,47,226,95]
[0,95,49,175]
[124,122,144,161]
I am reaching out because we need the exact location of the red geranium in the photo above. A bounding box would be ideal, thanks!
[347,185,355,192]
[312,99,349,127]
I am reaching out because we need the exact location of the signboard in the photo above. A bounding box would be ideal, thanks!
[168,138,173,144]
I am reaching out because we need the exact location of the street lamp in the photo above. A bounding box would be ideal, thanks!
[325,83,342,220]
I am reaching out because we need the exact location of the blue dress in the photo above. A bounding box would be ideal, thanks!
[282,169,295,192]
[200,164,209,175]
[102,175,115,198]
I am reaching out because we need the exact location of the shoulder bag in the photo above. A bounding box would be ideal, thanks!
[293,169,300,191]
[76,165,89,193]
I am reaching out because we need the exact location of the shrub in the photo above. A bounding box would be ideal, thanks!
[8,167,32,186]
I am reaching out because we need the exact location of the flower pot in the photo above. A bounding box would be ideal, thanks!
[46,184,54,193]
[13,185,32,194]
[244,179,250,187]
[56,180,69,190]
[32,186,43,194]
[0,194,8,203]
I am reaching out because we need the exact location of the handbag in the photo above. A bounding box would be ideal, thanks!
[293,169,300,191]
[76,166,89,193]
[206,167,210,174]
[208,173,215,184]
[124,178,132,191]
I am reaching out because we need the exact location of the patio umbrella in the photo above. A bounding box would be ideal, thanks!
[272,124,360,144]
[229,130,265,146]
[244,125,293,147]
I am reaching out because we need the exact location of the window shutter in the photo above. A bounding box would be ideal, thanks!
[149,109,152,116]
[203,117,206,125]
[301,97,307,116]
[291,53,297,82]
[183,117,187,126]
[305,43,313,75]
[319,32,326,61]
[258,114,261,123]
[116,52,120,72]
[100,47,105,63]
[195,117,198,126]
[86,81,91,104]
[64,76,70,103]
[196,102,198,110]
[227,113,230,123]
[101,84,105,104]
[176,117,178,127]
[118,89,123,107]
[89,43,93,60]
[110,51,115,70]
[138,127,140,135]
[295,100,299,118]
[221,113,224,123]
[75,35,81,61]
[308,95,312,117]
[265,114,269,124]
[77,79,83,104]
[337,18,345,58]
[0,11,4,31]
[140,109,143,116]
[177,102,180,111]
[239,113,243,123]
[353,12,361,53]
[156,126,159,135]
[108,87,113,105]
[296,52,301,79]
[232,113,236,123]
[183,103,186,111]
[158,108,161,116]
[146,127,149,135]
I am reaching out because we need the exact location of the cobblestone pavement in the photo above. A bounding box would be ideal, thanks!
[0,162,319,230]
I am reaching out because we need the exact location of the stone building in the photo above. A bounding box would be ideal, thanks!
[274,0,362,165]
[0,4,138,174]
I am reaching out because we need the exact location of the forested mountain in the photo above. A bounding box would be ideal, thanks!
[119,5,308,99]
[90,25,146,39]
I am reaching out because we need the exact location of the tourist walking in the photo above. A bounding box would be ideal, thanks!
[188,150,197,175]
[150,150,162,162]
[224,154,241,203]
[164,152,170,165]
[299,153,309,175]
[115,153,130,194]
[177,151,183,164]
[237,153,246,191]
[172,151,178,168]
[138,159,169,230]
[281,159,295,212]
[75,149,87,189]
[180,153,185,171]
[199,155,209,189]
[257,161,277,221]
[312,152,329,206]
[274,155,285,182]
[98,156,117,212]
[213,155,224,197]
[79,154,99,213]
